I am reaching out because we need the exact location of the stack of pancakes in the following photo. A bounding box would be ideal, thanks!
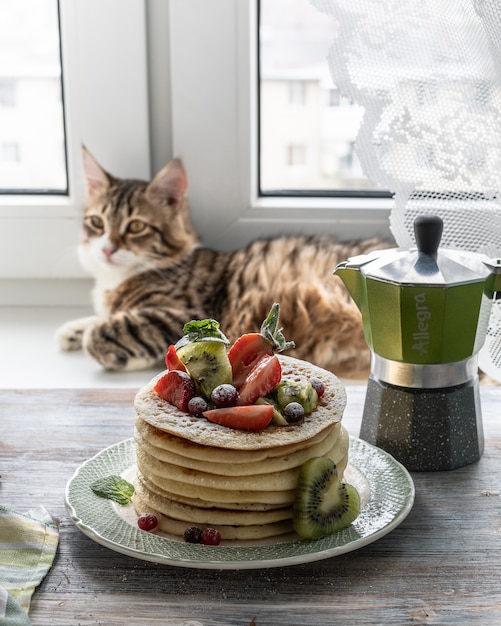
[132,356,348,540]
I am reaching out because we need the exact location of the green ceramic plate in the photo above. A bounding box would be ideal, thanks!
[65,437,414,569]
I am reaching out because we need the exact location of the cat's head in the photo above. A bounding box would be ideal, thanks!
[79,146,198,281]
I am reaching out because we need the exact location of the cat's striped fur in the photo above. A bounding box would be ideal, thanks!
[57,148,388,379]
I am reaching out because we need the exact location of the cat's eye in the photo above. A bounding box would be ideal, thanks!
[89,215,104,230]
[127,220,147,234]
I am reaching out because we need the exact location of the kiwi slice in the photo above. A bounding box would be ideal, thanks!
[256,397,288,426]
[293,456,360,539]
[177,340,232,398]
[276,380,318,414]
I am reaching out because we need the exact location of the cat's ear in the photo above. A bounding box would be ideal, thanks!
[146,158,187,208]
[82,146,113,199]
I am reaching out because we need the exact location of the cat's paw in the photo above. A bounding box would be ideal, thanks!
[56,316,99,351]
[82,320,159,371]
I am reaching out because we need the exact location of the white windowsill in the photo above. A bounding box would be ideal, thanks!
[0,305,160,389]
[0,275,158,389]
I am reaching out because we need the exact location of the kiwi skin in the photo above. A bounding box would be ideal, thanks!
[293,456,360,540]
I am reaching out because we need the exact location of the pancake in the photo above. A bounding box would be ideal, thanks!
[133,456,350,541]
[136,474,286,511]
[133,478,293,526]
[133,492,294,540]
[135,450,349,506]
[136,467,298,505]
[136,426,349,492]
[134,355,346,450]
[132,354,349,540]
[134,414,337,463]
[134,420,346,476]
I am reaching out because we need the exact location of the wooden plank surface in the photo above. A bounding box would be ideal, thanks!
[1,386,501,625]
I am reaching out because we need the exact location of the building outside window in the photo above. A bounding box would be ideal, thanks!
[259,0,378,194]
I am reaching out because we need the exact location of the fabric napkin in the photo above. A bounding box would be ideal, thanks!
[0,505,59,625]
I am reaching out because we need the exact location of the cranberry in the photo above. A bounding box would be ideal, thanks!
[310,377,326,397]
[201,528,222,546]
[211,384,239,408]
[137,513,158,531]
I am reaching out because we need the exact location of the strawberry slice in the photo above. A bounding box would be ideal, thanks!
[165,344,187,372]
[154,370,195,412]
[228,332,273,388]
[203,404,274,431]
[237,354,282,406]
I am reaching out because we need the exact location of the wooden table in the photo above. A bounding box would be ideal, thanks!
[2,386,501,626]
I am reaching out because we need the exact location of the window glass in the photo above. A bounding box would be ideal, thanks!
[0,0,67,193]
[259,0,380,194]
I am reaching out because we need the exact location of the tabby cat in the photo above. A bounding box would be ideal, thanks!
[57,147,389,379]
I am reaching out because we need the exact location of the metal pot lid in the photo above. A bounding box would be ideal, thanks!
[353,215,491,286]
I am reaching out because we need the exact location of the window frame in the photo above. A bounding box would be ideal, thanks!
[0,0,152,280]
[169,0,392,253]
[0,0,392,287]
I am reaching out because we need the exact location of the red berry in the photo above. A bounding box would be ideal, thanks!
[137,513,158,531]
[310,377,326,397]
[237,354,282,406]
[201,528,222,545]
[228,333,273,388]
[211,384,239,407]
[154,370,196,412]
[165,344,187,372]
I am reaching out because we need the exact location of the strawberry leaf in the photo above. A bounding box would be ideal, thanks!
[260,303,295,352]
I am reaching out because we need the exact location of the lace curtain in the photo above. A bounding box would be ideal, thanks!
[312,0,501,380]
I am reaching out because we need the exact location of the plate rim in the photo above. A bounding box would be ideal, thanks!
[64,436,415,570]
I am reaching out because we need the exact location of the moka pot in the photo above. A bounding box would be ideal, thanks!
[334,215,501,471]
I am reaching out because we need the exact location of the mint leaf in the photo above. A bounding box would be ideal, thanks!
[176,318,229,348]
[260,303,295,352]
[90,475,134,506]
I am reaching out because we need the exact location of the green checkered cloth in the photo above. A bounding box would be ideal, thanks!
[0,506,59,625]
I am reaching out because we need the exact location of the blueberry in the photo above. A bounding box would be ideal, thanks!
[284,401,305,423]
[188,396,208,416]
[184,526,203,543]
